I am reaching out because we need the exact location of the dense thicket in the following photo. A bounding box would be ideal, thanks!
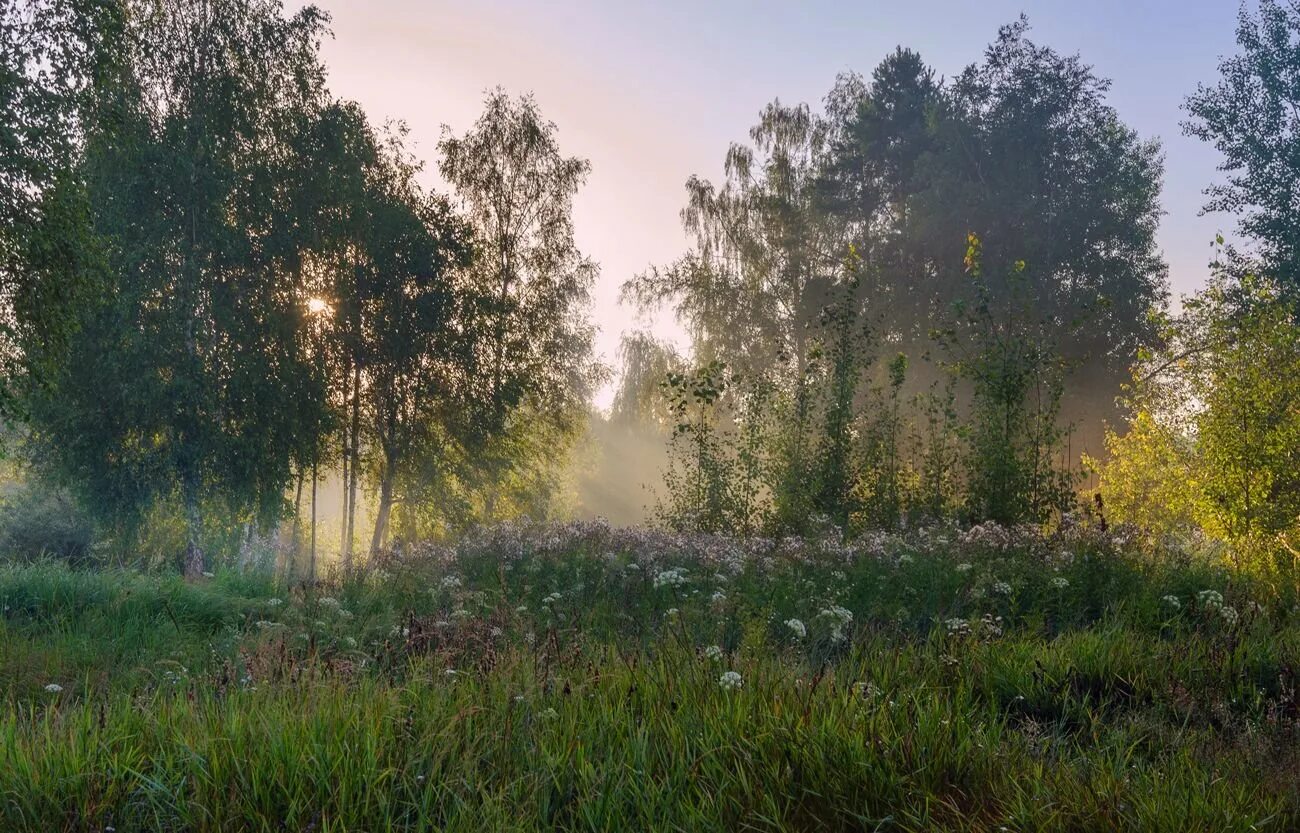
[625,18,1165,535]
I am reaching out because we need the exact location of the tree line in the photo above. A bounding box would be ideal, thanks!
[4,1,1300,578]
[607,4,1300,581]
[2,0,597,574]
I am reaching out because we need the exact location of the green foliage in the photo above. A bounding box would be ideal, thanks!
[7,12,601,569]
[21,0,337,569]
[657,361,762,533]
[0,479,94,564]
[950,238,1077,525]
[0,526,1297,830]
[434,89,600,528]
[1090,411,1199,537]
[626,17,1162,537]
[0,0,123,415]
[1103,267,1300,578]
[1184,0,1300,286]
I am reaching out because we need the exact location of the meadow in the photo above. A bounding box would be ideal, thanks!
[2,519,1298,832]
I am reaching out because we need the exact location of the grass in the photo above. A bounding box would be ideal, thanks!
[1,520,1298,831]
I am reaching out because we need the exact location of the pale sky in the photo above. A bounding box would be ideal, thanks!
[291,0,1243,408]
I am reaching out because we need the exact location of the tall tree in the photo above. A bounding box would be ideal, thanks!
[24,0,333,571]
[1,0,122,414]
[1184,0,1300,287]
[356,129,476,557]
[819,20,1168,451]
[626,100,848,378]
[438,90,599,520]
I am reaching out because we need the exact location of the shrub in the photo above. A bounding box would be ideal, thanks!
[0,480,95,564]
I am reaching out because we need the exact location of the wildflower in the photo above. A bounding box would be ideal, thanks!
[992,581,1012,596]
[341,636,358,649]
[704,645,724,661]
[784,618,807,639]
[266,598,283,607]
[444,668,458,677]
[540,707,560,720]
[718,671,743,690]
[1197,590,1224,609]
[201,571,215,579]
[1050,577,1069,590]
[515,605,529,614]
[852,681,881,701]
[254,620,282,630]
[666,608,680,618]
[44,683,63,694]
[440,575,462,591]
[980,613,1005,638]
[818,605,853,642]
[945,617,969,636]
[710,590,727,606]
[318,597,340,608]
[955,563,974,573]
[653,567,688,589]
[1219,605,1239,626]
[541,592,562,607]
[1161,594,1182,610]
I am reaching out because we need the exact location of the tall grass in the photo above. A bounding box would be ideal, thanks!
[1,520,1297,830]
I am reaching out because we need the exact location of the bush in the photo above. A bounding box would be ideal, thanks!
[0,480,95,565]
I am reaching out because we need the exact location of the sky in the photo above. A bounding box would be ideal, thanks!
[288,0,1245,408]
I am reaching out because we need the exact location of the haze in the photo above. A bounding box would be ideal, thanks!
[289,0,1240,407]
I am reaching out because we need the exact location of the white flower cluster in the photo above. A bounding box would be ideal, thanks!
[818,605,853,642]
[945,617,970,636]
[718,670,743,690]
[784,618,807,639]
[1161,594,1182,610]
[710,591,727,606]
[992,581,1013,596]
[960,521,1013,551]
[955,563,974,574]
[440,575,462,591]
[980,613,1004,638]
[704,645,724,661]
[653,567,689,589]
[1197,590,1224,609]
[1050,576,1070,589]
